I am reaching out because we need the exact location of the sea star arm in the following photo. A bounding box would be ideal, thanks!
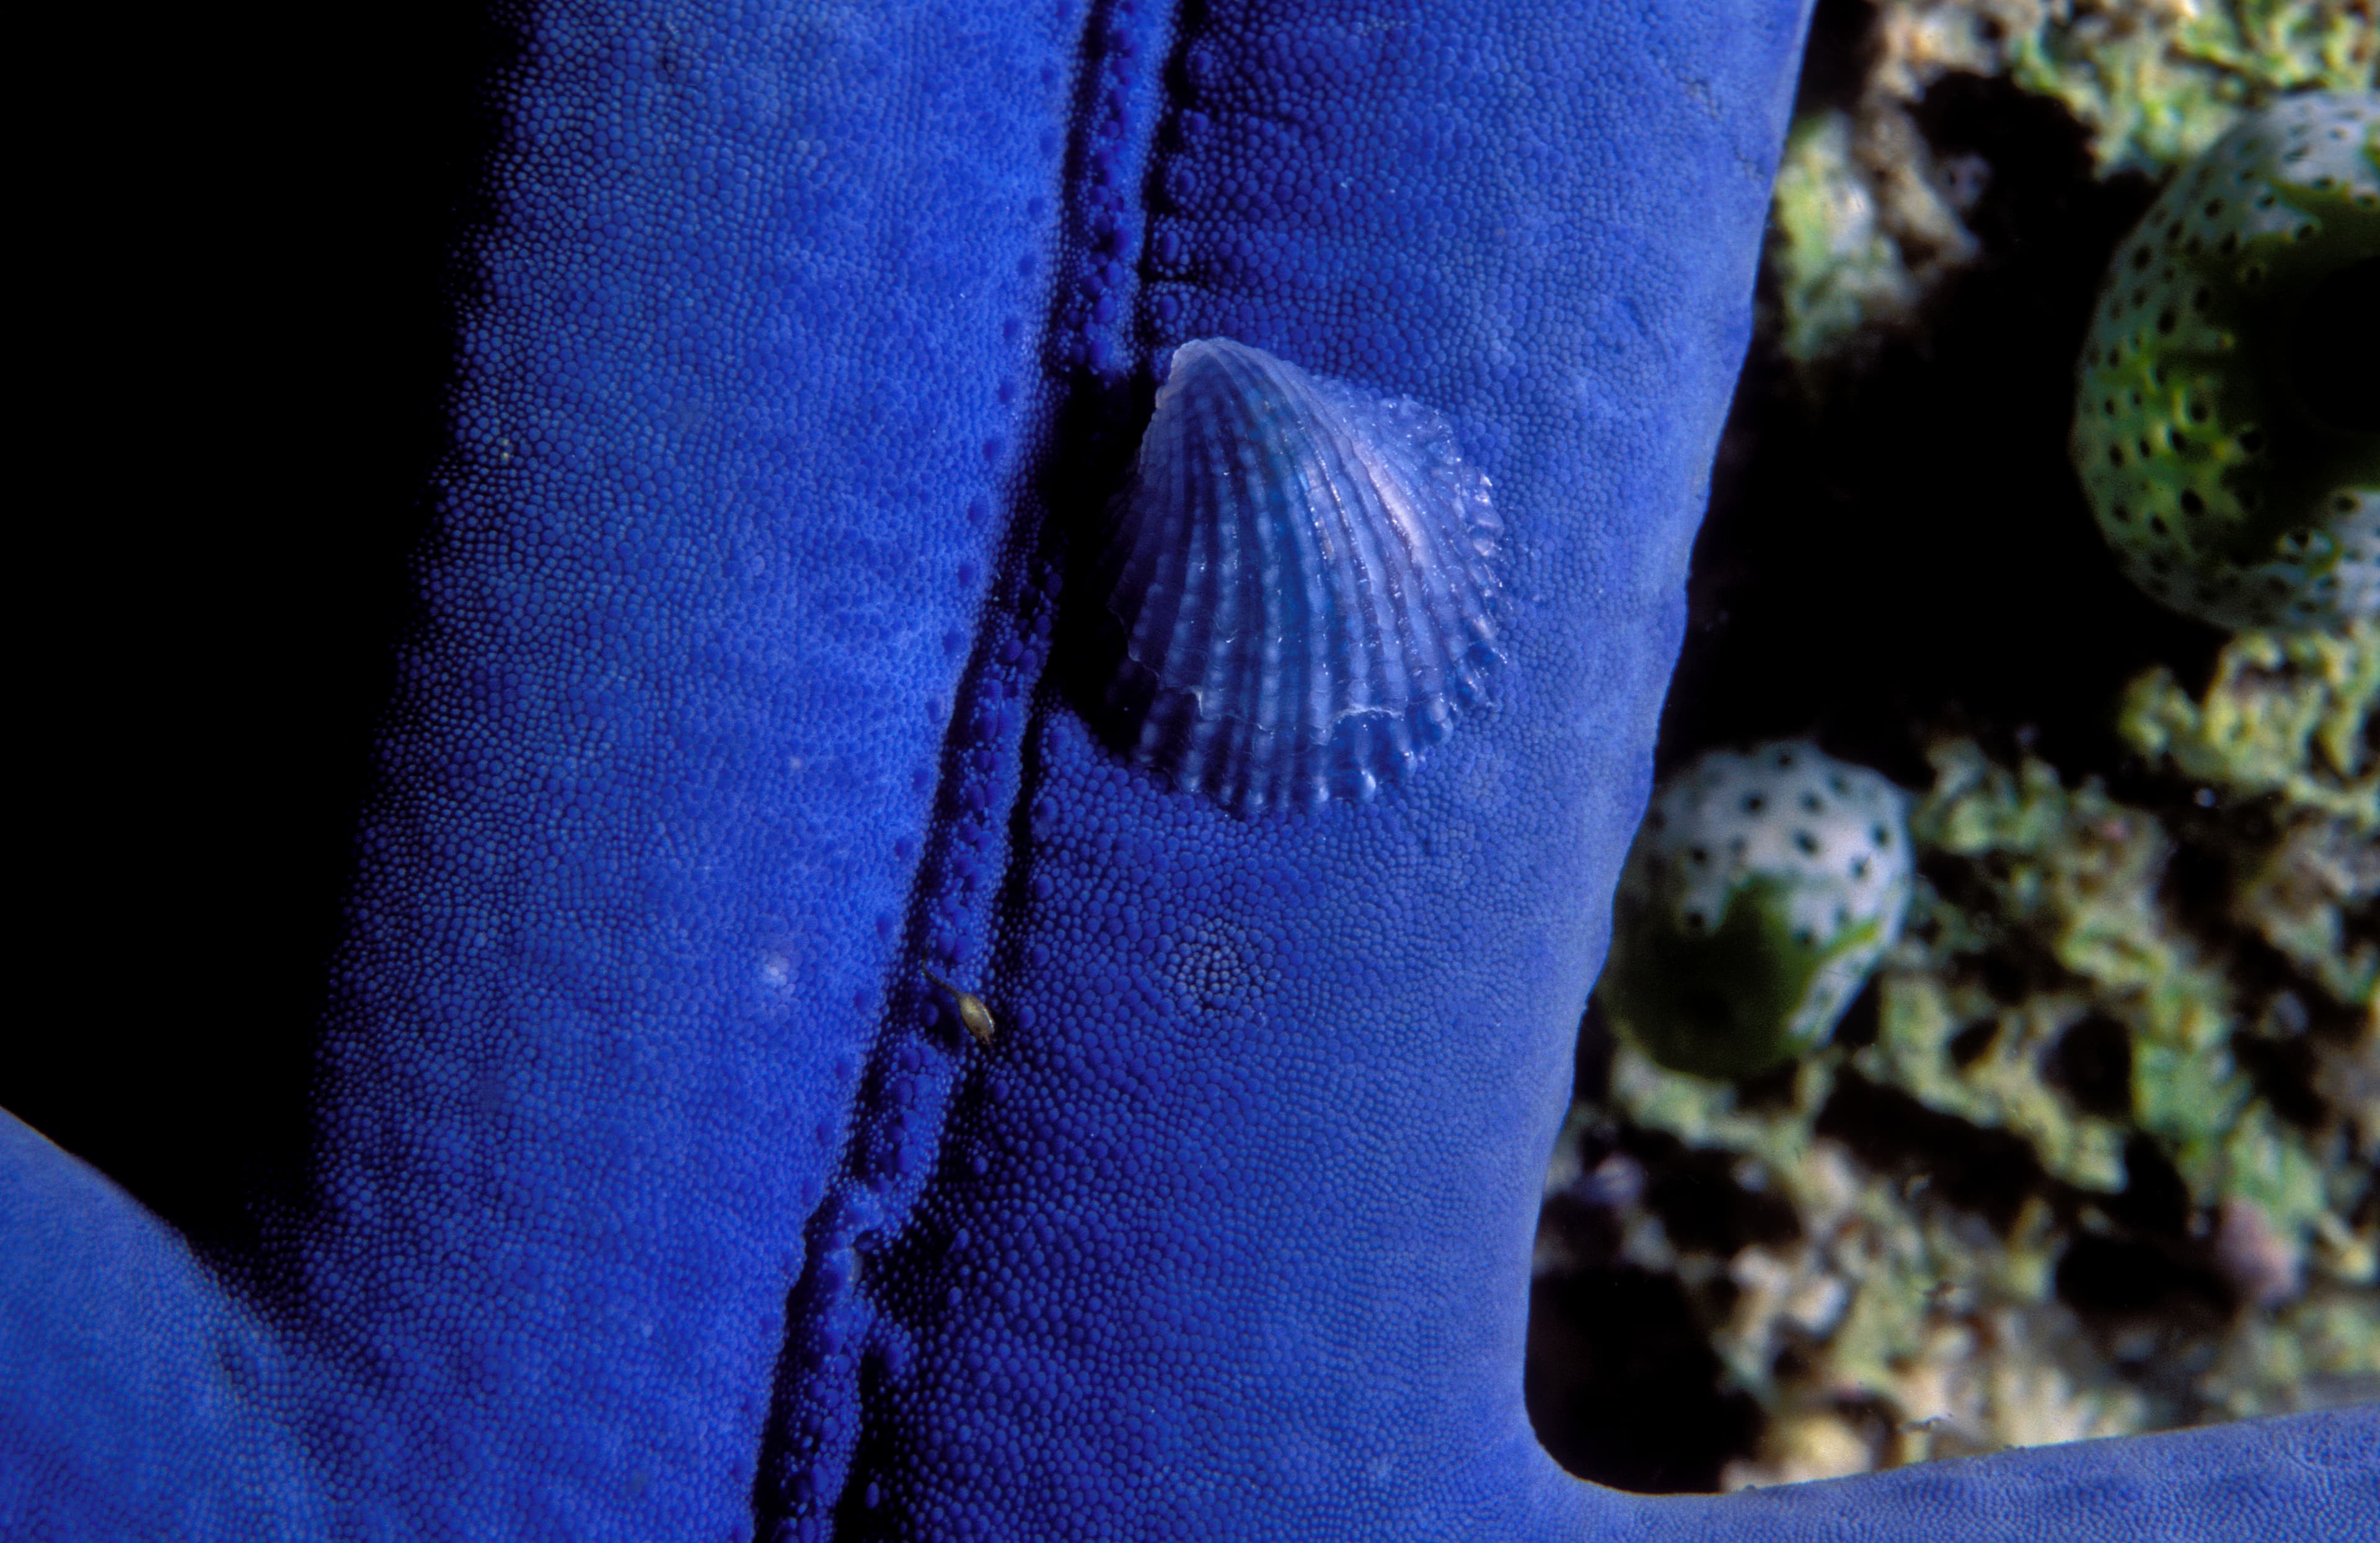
[4,2,2371,1539]
[1629,1409,2376,1541]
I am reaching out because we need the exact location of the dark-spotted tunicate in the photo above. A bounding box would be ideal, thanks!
[2073,92,2380,630]
[1600,741,1913,1080]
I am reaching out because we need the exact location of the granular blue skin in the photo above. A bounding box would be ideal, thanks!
[1,1,2371,1539]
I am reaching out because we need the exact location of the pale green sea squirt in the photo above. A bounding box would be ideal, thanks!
[1601,742,1915,1080]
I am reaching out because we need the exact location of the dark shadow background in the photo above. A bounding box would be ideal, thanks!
[12,5,513,1253]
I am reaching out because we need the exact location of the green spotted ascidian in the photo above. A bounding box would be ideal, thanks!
[2073,91,2380,630]
[1600,742,1916,1081]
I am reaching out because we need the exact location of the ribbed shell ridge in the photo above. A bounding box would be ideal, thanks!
[1099,338,1503,813]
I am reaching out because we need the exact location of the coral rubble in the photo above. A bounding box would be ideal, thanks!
[1540,626,2380,1486]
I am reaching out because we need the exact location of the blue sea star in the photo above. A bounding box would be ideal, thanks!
[4,1,2370,1537]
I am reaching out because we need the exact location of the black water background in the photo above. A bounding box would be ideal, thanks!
[15,4,508,1252]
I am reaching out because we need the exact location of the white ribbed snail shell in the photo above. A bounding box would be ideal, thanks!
[1098,338,1503,813]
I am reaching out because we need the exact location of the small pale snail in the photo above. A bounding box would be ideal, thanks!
[922,966,998,1047]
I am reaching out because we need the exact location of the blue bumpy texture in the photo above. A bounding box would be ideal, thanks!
[2,1,2370,1539]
